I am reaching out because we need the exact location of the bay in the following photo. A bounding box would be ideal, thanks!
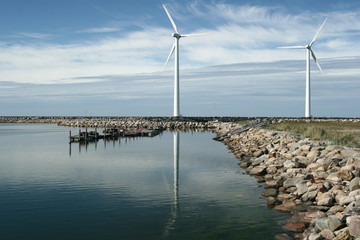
[0,123,288,240]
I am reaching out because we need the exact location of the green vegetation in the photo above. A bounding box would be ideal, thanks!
[265,120,360,148]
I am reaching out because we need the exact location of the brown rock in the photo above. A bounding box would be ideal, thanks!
[261,188,278,197]
[283,222,306,233]
[320,229,335,239]
[337,170,354,181]
[249,166,267,175]
[274,201,296,213]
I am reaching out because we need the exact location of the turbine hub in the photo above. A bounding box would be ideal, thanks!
[172,33,181,39]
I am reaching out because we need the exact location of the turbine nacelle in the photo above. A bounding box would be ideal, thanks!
[172,33,181,39]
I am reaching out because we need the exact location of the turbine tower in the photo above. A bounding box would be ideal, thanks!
[163,4,209,117]
[279,18,327,118]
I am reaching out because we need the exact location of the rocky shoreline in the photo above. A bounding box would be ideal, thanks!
[1,116,359,239]
[216,126,360,240]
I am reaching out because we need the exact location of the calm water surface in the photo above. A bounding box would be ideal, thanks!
[0,124,288,240]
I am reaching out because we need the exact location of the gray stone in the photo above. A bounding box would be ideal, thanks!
[315,217,342,231]
[339,196,355,206]
[326,172,342,184]
[283,160,296,169]
[251,157,265,167]
[349,189,360,198]
[317,193,334,206]
[301,190,318,202]
[283,177,305,188]
[349,177,360,191]
[347,216,360,237]
[327,205,345,214]
[341,149,358,159]
[295,182,308,196]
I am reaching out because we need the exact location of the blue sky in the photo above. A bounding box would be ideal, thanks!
[0,0,359,117]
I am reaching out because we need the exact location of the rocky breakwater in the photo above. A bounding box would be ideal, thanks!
[218,127,360,240]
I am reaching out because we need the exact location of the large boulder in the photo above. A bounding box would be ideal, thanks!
[347,216,360,238]
[314,217,342,232]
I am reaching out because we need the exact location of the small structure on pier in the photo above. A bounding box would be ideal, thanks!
[69,127,162,143]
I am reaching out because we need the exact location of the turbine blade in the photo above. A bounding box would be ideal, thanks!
[163,4,178,33]
[310,18,328,46]
[163,42,176,70]
[278,45,307,49]
[310,49,324,74]
[181,33,212,37]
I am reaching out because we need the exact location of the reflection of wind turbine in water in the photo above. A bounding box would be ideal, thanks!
[164,131,180,237]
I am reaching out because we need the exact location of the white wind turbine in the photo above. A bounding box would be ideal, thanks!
[279,18,328,118]
[162,4,209,117]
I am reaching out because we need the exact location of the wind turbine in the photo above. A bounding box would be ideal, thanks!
[162,4,209,117]
[278,18,328,118]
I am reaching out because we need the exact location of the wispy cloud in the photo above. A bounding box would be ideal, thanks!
[17,32,52,40]
[78,27,121,33]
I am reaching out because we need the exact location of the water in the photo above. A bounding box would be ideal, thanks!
[0,124,288,240]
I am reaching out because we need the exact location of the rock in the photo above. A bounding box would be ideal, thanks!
[349,189,360,198]
[301,190,318,202]
[283,160,296,169]
[295,182,308,196]
[349,177,360,191]
[274,201,296,213]
[317,193,334,206]
[320,229,335,239]
[327,205,345,214]
[283,177,305,188]
[249,166,267,175]
[307,163,323,169]
[261,188,278,197]
[267,196,277,205]
[315,217,342,231]
[308,233,322,240]
[332,228,350,240]
[347,216,360,238]
[253,150,264,158]
[239,161,251,168]
[337,170,354,181]
[341,149,358,159]
[326,172,342,184]
[265,180,279,188]
[339,196,356,206]
[307,150,320,161]
[283,222,306,233]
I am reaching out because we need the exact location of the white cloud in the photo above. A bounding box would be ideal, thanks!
[79,27,121,33]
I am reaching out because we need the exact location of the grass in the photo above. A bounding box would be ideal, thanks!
[264,120,360,148]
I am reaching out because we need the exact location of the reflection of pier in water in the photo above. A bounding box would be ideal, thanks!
[68,129,161,156]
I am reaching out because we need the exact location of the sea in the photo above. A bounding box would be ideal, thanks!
[0,123,289,240]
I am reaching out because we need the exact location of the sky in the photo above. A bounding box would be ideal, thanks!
[0,0,359,117]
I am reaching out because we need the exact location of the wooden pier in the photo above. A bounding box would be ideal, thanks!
[69,127,162,143]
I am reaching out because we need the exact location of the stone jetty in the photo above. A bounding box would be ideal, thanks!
[216,124,360,240]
